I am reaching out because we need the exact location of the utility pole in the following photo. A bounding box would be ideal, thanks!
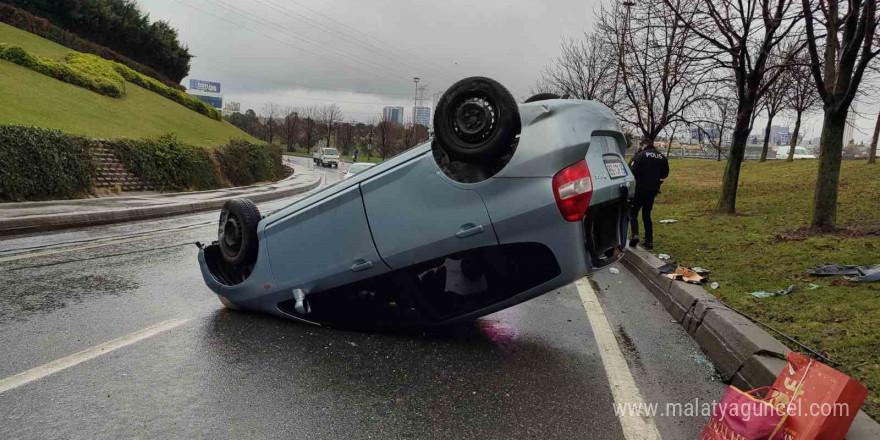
[413,77,420,121]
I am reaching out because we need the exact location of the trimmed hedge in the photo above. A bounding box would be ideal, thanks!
[104,134,221,192]
[0,3,183,90]
[1,126,284,201]
[0,125,94,201]
[0,44,126,97]
[215,139,285,186]
[0,45,221,120]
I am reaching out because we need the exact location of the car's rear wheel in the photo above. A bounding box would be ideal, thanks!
[433,76,520,163]
[218,198,261,266]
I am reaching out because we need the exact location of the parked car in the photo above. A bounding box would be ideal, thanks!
[197,77,635,329]
[313,148,340,167]
[344,162,375,179]
[775,146,816,159]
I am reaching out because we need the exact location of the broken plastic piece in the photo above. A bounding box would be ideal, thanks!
[710,282,719,289]
[749,285,795,298]
[659,219,678,224]
[666,266,706,284]
[807,264,880,282]
[691,267,712,275]
[658,253,671,260]
[609,267,620,275]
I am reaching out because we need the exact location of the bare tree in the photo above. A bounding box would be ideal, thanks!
[300,106,318,153]
[802,0,879,229]
[535,32,618,103]
[336,121,355,155]
[785,54,822,161]
[869,111,880,164]
[320,104,342,151]
[260,102,281,144]
[282,106,300,152]
[689,91,738,161]
[598,0,714,147]
[664,0,803,213]
[758,63,792,162]
[376,113,395,159]
[364,115,377,159]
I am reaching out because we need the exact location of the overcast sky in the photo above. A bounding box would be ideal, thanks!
[138,0,877,144]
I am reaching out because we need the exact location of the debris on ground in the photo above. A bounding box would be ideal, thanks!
[809,283,820,290]
[691,267,712,276]
[609,267,620,275]
[658,253,671,260]
[749,285,795,298]
[659,219,678,224]
[806,264,880,282]
[666,267,707,284]
[710,282,719,289]
[658,263,677,274]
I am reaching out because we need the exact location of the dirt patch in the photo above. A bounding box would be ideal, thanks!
[772,225,880,243]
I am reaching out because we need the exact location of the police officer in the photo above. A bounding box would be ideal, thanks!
[629,140,669,250]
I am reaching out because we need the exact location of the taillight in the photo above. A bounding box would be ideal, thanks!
[552,160,593,222]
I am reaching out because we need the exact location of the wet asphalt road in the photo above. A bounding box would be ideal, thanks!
[0,156,724,439]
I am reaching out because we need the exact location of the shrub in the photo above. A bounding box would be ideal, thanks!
[215,139,284,186]
[0,44,126,97]
[104,134,221,192]
[0,45,220,120]
[0,125,95,201]
[0,3,184,89]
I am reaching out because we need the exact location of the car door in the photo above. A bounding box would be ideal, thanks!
[360,154,498,270]
[263,184,389,293]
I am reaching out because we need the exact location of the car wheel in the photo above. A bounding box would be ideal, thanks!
[433,76,521,163]
[218,198,261,266]
[524,92,561,103]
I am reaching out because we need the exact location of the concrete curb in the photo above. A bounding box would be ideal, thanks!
[0,175,322,237]
[621,247,880,437]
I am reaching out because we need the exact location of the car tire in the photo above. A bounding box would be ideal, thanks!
[524,92,560,103]
[218,198,261,266]
[433,76,521,163]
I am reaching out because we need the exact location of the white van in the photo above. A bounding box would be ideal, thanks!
[775,146,816,159]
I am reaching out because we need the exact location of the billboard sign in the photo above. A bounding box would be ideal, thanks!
[194,94,223,109]
[189,79,221,94]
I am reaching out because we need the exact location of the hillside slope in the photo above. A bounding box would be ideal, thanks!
[0,23,255,146]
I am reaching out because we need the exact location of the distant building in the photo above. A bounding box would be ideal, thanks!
[769,125,790,145]
[222,101,240,117]
[186,79,223,109]
[413,106,431,126]
[383,106,404,124]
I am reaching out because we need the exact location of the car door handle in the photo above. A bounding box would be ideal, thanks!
[455,224,485,239]
[350,260,374,272]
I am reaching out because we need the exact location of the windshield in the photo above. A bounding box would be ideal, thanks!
[349,163,373,174]
[323,148,339,155]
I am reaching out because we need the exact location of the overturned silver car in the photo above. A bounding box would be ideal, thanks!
[198,77,634,329]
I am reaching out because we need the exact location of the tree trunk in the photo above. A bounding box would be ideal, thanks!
[716,111,752,213]
[760,115,774,162]
[788,111,803,162]
[869,111,879,165]
[811,109,847,230]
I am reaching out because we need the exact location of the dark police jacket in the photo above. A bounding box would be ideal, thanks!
[629,146,669,195]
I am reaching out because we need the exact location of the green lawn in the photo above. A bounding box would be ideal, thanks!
[651,158,880,418]
[0,23,255,146]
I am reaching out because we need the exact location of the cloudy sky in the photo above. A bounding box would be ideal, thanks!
[138,0,877,144]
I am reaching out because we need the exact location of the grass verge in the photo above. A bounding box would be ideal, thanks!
[650,158,879,419]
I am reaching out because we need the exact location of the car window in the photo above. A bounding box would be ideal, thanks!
[795,148,810,155]
[324,148,338,155]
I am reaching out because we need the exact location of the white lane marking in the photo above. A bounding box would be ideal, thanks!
[0,319,188,394]
[575,277,662,440]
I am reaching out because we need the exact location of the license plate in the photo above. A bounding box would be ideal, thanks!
[605,161,626,178]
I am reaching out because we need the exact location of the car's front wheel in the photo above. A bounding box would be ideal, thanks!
[218,198,261,266]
